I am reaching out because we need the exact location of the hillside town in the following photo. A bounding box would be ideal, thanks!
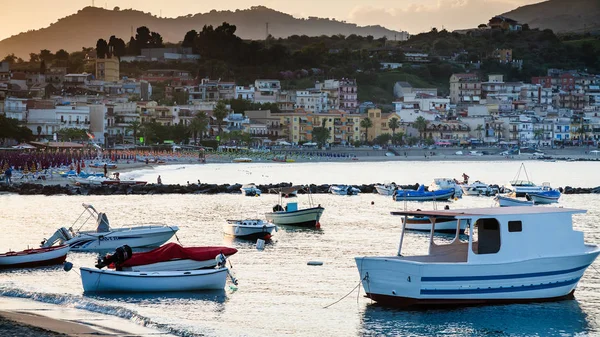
[1,15,599,150]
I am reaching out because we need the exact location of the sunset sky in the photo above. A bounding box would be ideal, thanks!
[0,0,543,41]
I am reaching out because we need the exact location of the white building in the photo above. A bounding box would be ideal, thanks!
[235,85,255,101]
[3,98,28,121]
[105,102,139,139]
[295,90,328,113]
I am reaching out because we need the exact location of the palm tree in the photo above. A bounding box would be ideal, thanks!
[475,124,484,141]
[126,120,141,146]
[189,112,209,145]
[360,117,373,143]
[388,117,400,138]
[212,101,228,139]
[533,129,544,145]
[413,116,429,140]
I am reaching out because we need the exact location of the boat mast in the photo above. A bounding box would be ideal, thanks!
[427,217,437,255]
[397,215,407,256]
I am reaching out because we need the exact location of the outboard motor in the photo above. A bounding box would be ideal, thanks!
[41,227,74,248]
[273,204,284,212]
[95,245,132,269]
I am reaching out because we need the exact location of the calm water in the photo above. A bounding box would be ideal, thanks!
[1,161,600,337]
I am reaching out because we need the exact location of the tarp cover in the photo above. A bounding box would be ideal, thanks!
[120,243,237,267]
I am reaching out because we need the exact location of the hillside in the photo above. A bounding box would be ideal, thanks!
[501,0,600,33]
[0,6,405,58]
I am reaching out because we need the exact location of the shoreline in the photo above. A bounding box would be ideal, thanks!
[0,297,176,337]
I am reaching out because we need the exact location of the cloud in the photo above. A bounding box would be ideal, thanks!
[348,0,540,34]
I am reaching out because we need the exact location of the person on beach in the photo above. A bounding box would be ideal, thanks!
[103,164,108,177]
[4,167,12,185]
[462,173,469,184]
[157,175,162,185]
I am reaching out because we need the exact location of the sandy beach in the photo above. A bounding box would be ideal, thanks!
[0,297,177,336]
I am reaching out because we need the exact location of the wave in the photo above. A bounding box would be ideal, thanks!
[0,286,205,337]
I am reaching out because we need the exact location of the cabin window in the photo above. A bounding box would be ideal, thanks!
[472,218,501,255]
[508,221,522,232]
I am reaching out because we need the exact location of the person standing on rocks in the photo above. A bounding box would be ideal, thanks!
[157,175,162,185]
[103,164,108,177]
[4,167,12,185]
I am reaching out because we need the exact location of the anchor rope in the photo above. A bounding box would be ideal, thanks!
[323,274,368,309]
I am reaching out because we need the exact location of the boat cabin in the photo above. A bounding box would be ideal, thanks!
[391,207,588,264]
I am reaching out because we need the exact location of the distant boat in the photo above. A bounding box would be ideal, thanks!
[329,185,360,196]
[223,219,277,240]
[505,163,550,197]
[241,183,262,196]
[393,185,455,202]
[526,190,561,204]
[265,186,324,228]
[233,158,252,163]
[429,178,463,198]
[495,194,534,207]
[461,181,498,196]
[375,183,397,196]
[0,245,69,269]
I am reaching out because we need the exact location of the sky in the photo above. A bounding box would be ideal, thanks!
[0,0,544,41]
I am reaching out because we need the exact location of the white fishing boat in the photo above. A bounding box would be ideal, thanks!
[355,207,600,307]
[495,194,534,207]
[329,185,360,196]
[461,181,498,196]
[429,178,463,198]
[375,183,398,196]
[0,245,69,269]
[526,190,561,205]
[41,204,179,251]
[505,163,549,197]
[223,219,278,240]
[265,186,325,228]
[241,183,262,196]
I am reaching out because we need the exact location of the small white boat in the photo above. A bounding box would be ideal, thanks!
[223,219,277,240]
[241,183,262,196]
[265,186,325,228]
[329,185,360,196]
[461,181,498,196]
[526,190,561,205]
[233,157,253,163]
[0,245,69,269]
[80,267,229,292]
[505,163,549,197]
[495,195,534,207]
[41,203,179,251]
[429,178,463,198]
[356,207,600,307]
[375,183,398,196]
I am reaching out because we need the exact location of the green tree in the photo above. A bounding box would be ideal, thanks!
[312,119,330,148]
[413,116,429,140]
[360,117,373,143]
[373,133,392,146]
[189,112,209,144]
[212,101,228,138]
[2,54,17,64]
[96,39,109,58]
[126,120,141,145]
[533,128,544,144]
[388,117,400,138]
[392,132,405,145]
[57,128,87,141]
[475,124,484,141]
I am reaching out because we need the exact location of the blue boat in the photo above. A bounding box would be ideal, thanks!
[393,185,455,201]
[526,190,561,204]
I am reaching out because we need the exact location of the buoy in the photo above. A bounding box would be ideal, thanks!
[371,201,375,205]
[264,234,272,240]
[256,239,266,250]
[307,261,324,266]
[63,261,73,272]
[315,222,321,229]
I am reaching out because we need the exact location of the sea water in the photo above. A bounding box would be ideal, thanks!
[1,161,600,337]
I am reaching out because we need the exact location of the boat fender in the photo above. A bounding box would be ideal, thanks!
[316,222,321,229]
[407,276,411,282]
[256,239,266,250]
[63,261,73,272]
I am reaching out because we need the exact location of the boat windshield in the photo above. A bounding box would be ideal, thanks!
[510,180,535,187]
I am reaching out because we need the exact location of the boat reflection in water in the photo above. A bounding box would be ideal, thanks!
[360,300,593,337]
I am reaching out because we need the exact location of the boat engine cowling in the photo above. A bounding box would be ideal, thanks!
[95,245,132,269]
[41,227,73,248]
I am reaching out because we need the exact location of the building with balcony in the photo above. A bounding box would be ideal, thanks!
[106,102,138,139]
[3,98,28,120]
[449,73,481,104]
[295,90,328,113]
[235,85,255,101]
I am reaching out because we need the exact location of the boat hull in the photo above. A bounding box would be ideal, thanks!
[80,267,228,292]
[265,207,324,227]
[66,226,178,251]
[355,250,600,307]
[223,223,277,239]
[375,186,396,196]
[527,193,561,205]
[495,196,534,207]
[393,190,455,202]
[0,245,69,269]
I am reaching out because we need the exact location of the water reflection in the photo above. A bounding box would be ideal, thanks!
[360,300,592,337]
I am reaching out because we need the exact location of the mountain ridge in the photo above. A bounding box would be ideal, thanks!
[0,6,406,58]
[501,0,600,33]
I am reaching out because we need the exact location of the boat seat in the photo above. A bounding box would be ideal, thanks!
[96,213,110,232]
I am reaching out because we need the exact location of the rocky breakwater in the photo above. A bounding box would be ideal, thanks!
[2,183,598,196]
